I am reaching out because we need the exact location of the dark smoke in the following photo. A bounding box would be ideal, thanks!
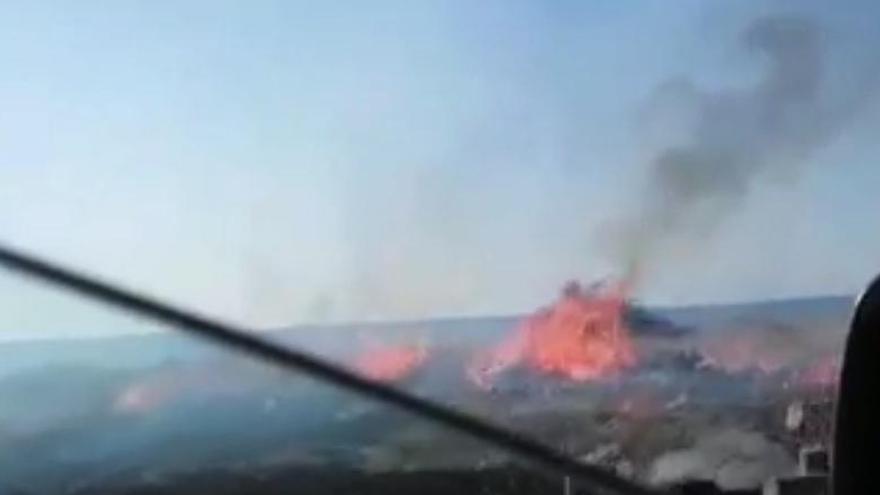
[616,15,878,282]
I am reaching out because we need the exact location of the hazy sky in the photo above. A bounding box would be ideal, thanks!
[0,1,878,339]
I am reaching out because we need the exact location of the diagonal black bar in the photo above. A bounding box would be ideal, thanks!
[0,243,658,495]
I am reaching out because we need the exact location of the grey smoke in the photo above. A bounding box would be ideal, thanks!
[618,15,879,280]
[649,428,796,490]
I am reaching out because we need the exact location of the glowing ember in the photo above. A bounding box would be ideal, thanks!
[699,335,790,374]
[113,383,171,414]
[354,344,428,382]
[113,373,185,414]
[112,362,258,415]
[613,390,665,420]
[470,280,637,387]
[797,355,840,388]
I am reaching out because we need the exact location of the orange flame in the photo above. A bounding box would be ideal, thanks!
[354,343,429,383]
[470,281,637,388]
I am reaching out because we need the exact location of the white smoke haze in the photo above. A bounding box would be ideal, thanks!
[649,428,796,490]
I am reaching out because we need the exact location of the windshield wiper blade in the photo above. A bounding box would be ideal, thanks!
[0,242,659,495]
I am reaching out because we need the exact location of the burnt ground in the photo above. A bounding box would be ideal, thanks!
[0,295,846,495]
[26,466,768,495]
[60,466,563,495]
[0,382,834,495]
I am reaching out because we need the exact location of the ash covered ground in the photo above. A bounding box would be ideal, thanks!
[0,289,851,494]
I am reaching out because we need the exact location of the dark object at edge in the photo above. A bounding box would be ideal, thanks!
[832,274,880,495]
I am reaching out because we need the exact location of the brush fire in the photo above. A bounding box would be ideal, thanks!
[468,281,637,388]
[347,280,638,387]
[98,279,845,494]
[4,9,873,494]
[354,343,429,382]
[340,280,842,493]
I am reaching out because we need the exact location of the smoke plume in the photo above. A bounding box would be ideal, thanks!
[615,15,878,284]
[649,428,795,490]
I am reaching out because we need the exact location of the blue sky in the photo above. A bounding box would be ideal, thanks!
[0,1,878,339]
